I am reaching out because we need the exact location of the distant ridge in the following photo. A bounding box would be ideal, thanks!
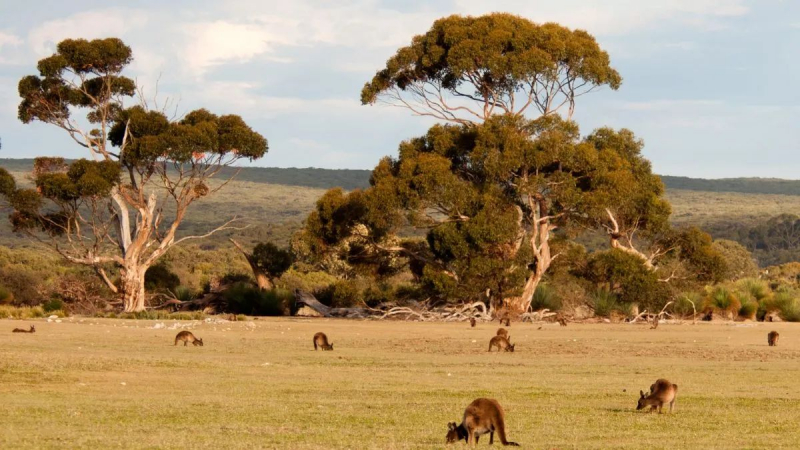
[2,158,799,195]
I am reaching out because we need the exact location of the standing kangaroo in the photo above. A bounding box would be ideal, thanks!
[637,379,678,413]
[12,325,35,333]
[174,331,203,346]
[768,331,779,346]
[496,328,508,338]
[557,317,568,327]
[313,332,333,351]
[470,317,476,328]
[446,398,519,446]
[488,335,514,352]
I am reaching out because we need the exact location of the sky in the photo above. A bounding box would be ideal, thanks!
[0,0,797,179]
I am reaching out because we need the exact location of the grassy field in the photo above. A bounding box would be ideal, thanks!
[2,318,800,449]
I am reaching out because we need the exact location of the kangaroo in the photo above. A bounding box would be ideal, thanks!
[488,335,514,352]
[313,332,333,351]
[650,316,659,330]
[470,317,476,328]
[637,379,678,413]
[446,398,519,446]
[12,325,35,333]
[557,317,568,327]
[496,328,508,338]
[768,331,779,347]
[502,318,511,327]
[174,331,203,346]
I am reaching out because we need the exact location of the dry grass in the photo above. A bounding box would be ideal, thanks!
[1,318,799,449]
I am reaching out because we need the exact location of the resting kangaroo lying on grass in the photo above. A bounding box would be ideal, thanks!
[12,325,35,333]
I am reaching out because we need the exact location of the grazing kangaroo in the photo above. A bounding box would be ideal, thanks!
[488,335,514,352]
[496,328,508,338]
[313,332,333,351]
[12,325,35,333]
[637,379,678,413]
[446,398,519,446]
[768,331,779,346]
[470,317,476,328]
[174,331,203,346]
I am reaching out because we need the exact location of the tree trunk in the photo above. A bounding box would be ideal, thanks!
[121,265,147,312]
[254,272,273,290]
[230,238,273,291]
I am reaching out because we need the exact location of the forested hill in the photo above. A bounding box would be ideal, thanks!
[0,159,373,191]
[2,158,799,195]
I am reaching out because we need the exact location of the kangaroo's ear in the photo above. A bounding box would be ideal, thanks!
[448,422,456,431]
[640,390,645,398]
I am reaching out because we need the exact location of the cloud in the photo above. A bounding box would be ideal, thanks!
[619,100,723,112]
[0,31,23,64]
[181,21,294,75]
[27,9,149,57]
[453,0,749,35]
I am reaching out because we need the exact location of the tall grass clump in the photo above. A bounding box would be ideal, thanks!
[673,292,702,319]
[591,288,630,318]
[0,305,54,319]
[704,285,739,319]
[530,283,562,312]
[769,288,800,322]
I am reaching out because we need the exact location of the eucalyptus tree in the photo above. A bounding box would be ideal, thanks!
[0,38,267,311]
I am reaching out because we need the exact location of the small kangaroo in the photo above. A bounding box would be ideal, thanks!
[502,318,511,327]
[470,317,476,328]
[446,398,519,446]
[496,328,508,338]
[637,379,678,413]
[768,331,779,347]
[650,316,659,330]
[313,332,333,351]
[488,335,514,352]
[12,325,35,333]
[174,331,203,346]
[557,317,568,327]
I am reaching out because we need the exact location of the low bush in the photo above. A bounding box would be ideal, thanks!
[223,283,290,316]
[591,289,629,318]
[530,283,562,312]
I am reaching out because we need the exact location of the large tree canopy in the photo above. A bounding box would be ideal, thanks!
[362,13,621,124]
[1,38,268,312]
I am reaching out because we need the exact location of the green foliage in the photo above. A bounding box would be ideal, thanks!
[145,262,181,293]
[115,310,207,321]
[361,13,620,110]
[251,242,293,278]
[0,266,42,305]
[315,280,362,308]
[673,292,702,318]
[584,249,664,309]
[769,289,800,322]
[530,283,562,312]
[42,298,65,313]
[712,240,759,280]
[223,283,289,316]
[590,288,629,318]
[0,305,48,319]
[0,285,13,304]
[704,286,739,317]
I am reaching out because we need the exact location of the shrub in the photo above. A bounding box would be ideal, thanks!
[173,286,196,302]
[736,278,771,302]
[42,298,64,313]
[314,280,362,308]
[223,283,289,316]
[0,286,14,304]
[0,305,48,319]
[145,262,181,293]
[704,286,739,318]
[0,266,42,305]
[769,289,800,322]
[591,288,625,318]
[530,283,562,312]
[673,292,702,318]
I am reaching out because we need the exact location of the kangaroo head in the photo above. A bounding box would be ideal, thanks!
[636,390,648,410]
[446,421,465,444]
[30,325,35,332]
[195,338,204,347]
[508,343,515,352]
